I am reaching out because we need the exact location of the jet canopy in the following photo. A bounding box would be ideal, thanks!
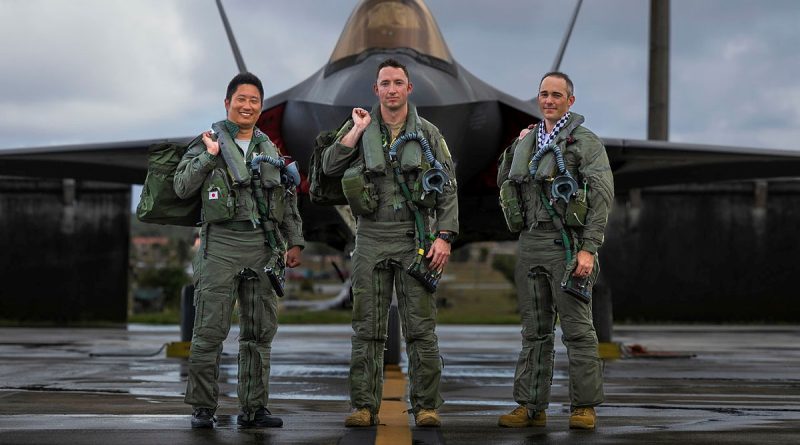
[329,0,453,65]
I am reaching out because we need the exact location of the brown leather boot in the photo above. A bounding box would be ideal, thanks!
[344,408,379,427]
[569,407,596,430]
[498,405,546,428]
[414,409,441,427]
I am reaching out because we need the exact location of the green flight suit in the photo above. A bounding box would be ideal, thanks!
[174,121,304,417]
[497,112,614,411]
[321,103,458,416]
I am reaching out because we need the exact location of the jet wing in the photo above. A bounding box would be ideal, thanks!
[491,92,800,192]
[0,131,797,192]
[0,137,195,184]
[604,138,800,192]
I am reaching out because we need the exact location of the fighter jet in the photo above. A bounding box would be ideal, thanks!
[2,0,799,249]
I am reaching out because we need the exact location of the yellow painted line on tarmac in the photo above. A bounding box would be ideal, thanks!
[598,342,622,360]
[165,341,191,358]
[376,364,411,445]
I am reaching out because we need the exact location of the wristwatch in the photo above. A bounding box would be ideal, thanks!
[437,231,455,243]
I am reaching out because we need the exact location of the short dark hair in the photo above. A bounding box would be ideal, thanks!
[226,72,264,102]
[539,71,574,96]
[376,58,410,81]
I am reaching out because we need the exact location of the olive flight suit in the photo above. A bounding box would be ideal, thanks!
[174,120,304,419]
[497,112,614,411]
[321,103,458,416]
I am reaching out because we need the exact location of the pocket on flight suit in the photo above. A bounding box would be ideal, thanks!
[348,341,373,397]
[563,149,579,173]
[193,290,231,342]
[515,271,541,384]
[514,347,535,387]
[202,168,236,224]
[411,347,442,403]
[519,269,550,335]
[267,185,286,224]
[257,281,279,343]
[401,275,433,323]
[351,286,368,325]
[351,266,379,328]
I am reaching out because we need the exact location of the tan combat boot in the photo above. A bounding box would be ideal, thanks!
[344,408,379,427]
[414,409,441,427]
[498,405,546,428]
[569,407,596,430]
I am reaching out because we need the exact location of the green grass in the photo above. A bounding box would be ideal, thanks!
[437,311,520,325]
[278,310,352,324]
[0,319,126,328]
[434,261,519,324]
[123,260,523,325]
[126,298,520,325]
[129,307,181,324]
[127,306,353,325]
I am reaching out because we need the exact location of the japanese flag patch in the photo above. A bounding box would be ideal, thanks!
[208,188,220,200]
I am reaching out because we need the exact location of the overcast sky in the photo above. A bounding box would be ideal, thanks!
[1,0,798,156]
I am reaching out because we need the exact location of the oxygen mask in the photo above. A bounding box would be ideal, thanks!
[407,260,441,293]
[421,168,449,195]
[551,175,578,204]
[282,161,301,187]
[561,276,591,303]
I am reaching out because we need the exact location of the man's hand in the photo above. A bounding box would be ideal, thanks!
[202,131,220,156]
[518,124,535,141]
[285,246,303,268]
[426,238,451,272]
[340,108,370,148]
[572,250,594,278]
[352,107,371,129]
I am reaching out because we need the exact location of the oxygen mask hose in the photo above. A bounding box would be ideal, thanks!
[389,140,441,292]
[251,154,285,171]
[249,167,278,250]
[251,154,300,187]
[388,132,441,169]
[389,131,450,195]
[390,163,426,247]
[539,189,573,265]
[529,143,570,178]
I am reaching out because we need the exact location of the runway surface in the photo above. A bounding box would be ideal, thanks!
[1,324,799,444]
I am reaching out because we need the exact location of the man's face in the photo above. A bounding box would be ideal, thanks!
[374,66,413,112]
[537,76,575,123]
[225,84,262,129]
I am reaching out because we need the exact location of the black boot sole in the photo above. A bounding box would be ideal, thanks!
[191,419,215,428]
[237,416,283,428]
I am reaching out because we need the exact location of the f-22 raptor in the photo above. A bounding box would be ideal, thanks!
[1,0,798,250]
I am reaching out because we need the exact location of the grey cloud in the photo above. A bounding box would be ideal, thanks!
[0,0,797,153]
[668,0,800,148]
[0,1,232,147]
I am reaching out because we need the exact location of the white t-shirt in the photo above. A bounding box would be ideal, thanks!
[235,139,249,157]
[235,139,250,167]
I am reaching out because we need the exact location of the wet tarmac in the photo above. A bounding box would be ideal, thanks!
[1,324,799,444]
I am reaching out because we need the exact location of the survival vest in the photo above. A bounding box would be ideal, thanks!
[339,104,437,216]
[499,114,588,232]
[136,136,202,226]
[201,122,286,225]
